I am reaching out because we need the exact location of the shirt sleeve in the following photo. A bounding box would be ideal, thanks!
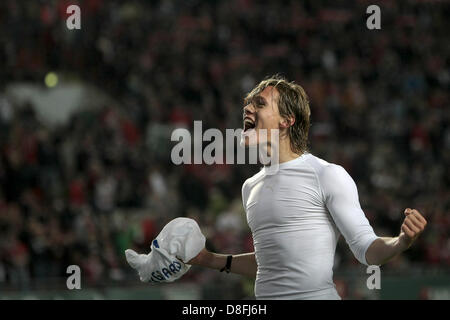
[318,164,378,265]
[241,180,249,213]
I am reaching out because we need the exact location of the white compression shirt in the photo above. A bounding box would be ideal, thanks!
[242,152,379,300]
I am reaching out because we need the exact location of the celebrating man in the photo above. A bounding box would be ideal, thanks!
[127,75,427,300]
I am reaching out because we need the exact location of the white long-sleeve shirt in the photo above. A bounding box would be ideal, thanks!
[242,152,378,300]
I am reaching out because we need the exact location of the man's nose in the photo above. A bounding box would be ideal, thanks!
[243,103,255,116]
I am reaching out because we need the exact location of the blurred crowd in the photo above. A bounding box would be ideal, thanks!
[0,0,449,298]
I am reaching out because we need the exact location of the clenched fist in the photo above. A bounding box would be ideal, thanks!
[399,208,427,249]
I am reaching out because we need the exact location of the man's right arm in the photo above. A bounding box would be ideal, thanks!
[187,248,257,278]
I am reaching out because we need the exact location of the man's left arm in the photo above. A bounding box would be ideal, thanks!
[365,208,427,266]
[320,164,427,266]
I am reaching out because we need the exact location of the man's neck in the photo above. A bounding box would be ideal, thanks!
[274,139,302,164]
[261,138,302,165]
[279,148,302,164]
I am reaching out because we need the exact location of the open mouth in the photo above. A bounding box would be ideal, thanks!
[243,118,256,132]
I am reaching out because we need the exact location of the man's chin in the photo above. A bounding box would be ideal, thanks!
[240,128,258,147]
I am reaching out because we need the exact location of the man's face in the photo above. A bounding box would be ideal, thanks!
[242,86,281,147]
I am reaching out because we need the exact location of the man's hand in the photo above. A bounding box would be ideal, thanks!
[398,208,427,250]
[365,208,427,266]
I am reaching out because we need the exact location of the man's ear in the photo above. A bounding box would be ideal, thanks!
[280,116,295,129]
